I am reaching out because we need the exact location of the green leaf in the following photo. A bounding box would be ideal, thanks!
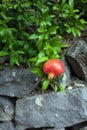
[28,57,37,62]
[0,51,9,57]
[38,51,45,58]
[41,21,47,27]
[51,36,62,43]
[69,0,74,14]
[80,19,87,24]
[15,50,24,54]
[66,27,72,33]
[59,85,65,93]
[60,0,66,9]
[47,26,58,35]
[50,53,59,59]
[71,27,77,37]
[42,78,50,90]
[53,5,59,10]
[36,39,43,51]
[22,1,32,7]
[37,27,47,33]
[75,28,81,37]
[10,56,20,68]
[51,41,68,48]
[38,34,46,40]
[32,68,43,77]
[54,85,58,92]
[36,56,48,66]
[29,34,38,39]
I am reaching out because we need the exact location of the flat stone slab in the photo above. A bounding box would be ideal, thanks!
[43,128,65,130]
[0,67,39,98]
[0,121,15,130]
[0,97,14,121]
[15,86,87,129]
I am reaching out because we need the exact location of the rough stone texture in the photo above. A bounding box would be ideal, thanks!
[66,40,87,81]
[0,121,15,130]
[15,86,87,129]
[0,67,39,98]
[83,127,87,130]
[67,78,87,90]
[43,128,65,130]
[59,57,71,88]
[16,125,25,130]
[0,97,14,121]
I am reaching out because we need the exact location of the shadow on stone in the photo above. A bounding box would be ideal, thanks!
[65,121,87,130]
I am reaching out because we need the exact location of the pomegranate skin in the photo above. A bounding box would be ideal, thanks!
[43,59,64,80]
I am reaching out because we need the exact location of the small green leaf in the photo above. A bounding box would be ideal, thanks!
[75,28,81,37]
[58,74,64,80]
[54,85,58,92]
[29,34,38,39]
[50,53,59,59]
[28,57,37,62]
[71,27,77,37]
[38,51,45,58]
[53,5,59,10]
[36,39,43,51]
[51,36,62,43]
[32,68,43,77]
[69,0,74,14]
[59,85,65,93]
[42,78,50,90]
[47,26,58,35]
[66,27,72,33]
[80,19,87,24]
[36,56,48,66]
[38,34,46,40]
[60,0,66,9]
[10,56,19,68]
[15,50,24,54]
[0,51,9,57]
[38,27,47,33]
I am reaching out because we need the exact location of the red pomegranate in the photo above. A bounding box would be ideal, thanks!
[43,59,64,80]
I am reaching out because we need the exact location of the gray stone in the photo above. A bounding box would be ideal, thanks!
[0,97,14,121]
[67,78,87,90]
[43,128,65,130]
[83,127,87,130]
[66,40,87,81]
[59,57,71,88]
[0,67,39,98]
[0,121,15,130]
[15,86,87,129]
[16,125,25,130]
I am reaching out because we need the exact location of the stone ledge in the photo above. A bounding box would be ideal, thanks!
[15,87,87,129]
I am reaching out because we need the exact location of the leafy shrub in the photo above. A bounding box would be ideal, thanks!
[0,0,86,91]
[75,0,87,19]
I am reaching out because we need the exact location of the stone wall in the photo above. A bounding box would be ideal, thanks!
[0,39,87,130]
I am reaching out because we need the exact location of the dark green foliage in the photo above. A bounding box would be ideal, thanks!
[75,0,87,19]
[0,0,86,91]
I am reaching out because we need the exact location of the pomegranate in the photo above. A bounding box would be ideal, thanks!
[43,59,64,80]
